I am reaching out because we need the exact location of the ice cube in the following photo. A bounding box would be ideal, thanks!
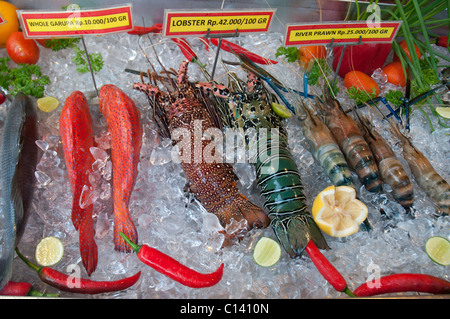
[35,140,49,151]
[79,185,99,209]
[35,170,51,187]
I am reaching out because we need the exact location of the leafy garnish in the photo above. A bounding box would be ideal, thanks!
[44,38,80,51]
[0,57,50,98]
[275,46,299,63]
[385,89,404,107]
[72,47,104,74]
[346,86,377,105]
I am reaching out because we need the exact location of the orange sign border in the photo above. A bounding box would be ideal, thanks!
[163,9,275,37]
[285,21,402,46]
[18,5,133,38]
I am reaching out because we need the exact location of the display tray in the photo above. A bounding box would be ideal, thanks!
[0,1,449,300]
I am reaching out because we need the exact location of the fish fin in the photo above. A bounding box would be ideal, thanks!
[78,210,98,276]
[114,206,138,253]
[272,213,329,258]
[10,168,24,246]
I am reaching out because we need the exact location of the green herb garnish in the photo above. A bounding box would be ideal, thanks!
[44,38,80,51]
[385,89,404,107]
[0,57,50,98]
[275,47,299,63]
[72,47,104,74]
[346,86,377,105]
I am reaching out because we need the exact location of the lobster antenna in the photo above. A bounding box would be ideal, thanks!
[145,34,177,92]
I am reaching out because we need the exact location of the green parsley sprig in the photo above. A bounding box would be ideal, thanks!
[72,47,104,74]
[0,57,50,98]
[275,47,299,63]
[43,38,81,52]
[346,86,377,105]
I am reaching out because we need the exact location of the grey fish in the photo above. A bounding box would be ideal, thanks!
[0,93,38,289]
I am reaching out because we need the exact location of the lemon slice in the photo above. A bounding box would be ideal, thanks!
[272,102,292,118]
[312,185,368,237]
[425,236,450,266]
[253,236,282,267]
[436,107,450,119]
[37,96,59,112]
[35,236,64,267]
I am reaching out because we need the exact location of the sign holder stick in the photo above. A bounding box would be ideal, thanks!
[205,28,240,81]
[80,36,99,97]
[330,35,363,88]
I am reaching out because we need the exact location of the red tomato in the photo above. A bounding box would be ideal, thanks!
[6,31,40,64]
[394,40,421,62]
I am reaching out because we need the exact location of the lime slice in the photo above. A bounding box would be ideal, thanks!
[35,236,64,267]
[37,96,59,113]
[425,236,450,266]
[272,102,292,119]
[253,236,282,267]
[436,107,450,119]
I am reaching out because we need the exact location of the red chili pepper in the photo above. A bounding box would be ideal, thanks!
[127,24,163,35]
[120,232,224,288]
[15,249,141,295]
[198,37,210,51]
[0,281,59,297]
[354,273,450,297]
[170,38,197,62]
[437,36,449,48]
[305,241,355,297]
[209,38,278,65]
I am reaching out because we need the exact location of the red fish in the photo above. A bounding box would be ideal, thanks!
[59,91,98,275]
[99,84,143,252]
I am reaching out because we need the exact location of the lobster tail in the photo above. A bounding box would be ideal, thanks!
[272,213,329,258]
[253,131,329,257]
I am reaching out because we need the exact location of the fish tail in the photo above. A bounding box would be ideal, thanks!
[114,204,138,253]
[78,208,98,276]
[0,245,15,290]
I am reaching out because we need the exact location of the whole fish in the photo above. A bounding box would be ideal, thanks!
[59,91,98,275]
[0,93,38,289]
[99,84,142,253]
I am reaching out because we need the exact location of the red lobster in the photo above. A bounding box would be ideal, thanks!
[133,61,269,242]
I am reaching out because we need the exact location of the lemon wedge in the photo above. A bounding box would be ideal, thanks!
[425,236,450,266]
[35,236,64,267]
[272,102,292,118]
[253,236,282,267]
[312,185,368,237]
[37,96,59,112]
[436,107,450,119]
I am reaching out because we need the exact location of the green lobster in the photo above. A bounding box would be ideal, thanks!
[196,68,329,257]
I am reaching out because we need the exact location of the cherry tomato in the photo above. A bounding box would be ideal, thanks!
[6,31,40,65]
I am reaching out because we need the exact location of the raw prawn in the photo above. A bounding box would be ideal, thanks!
[357,114,414,209]
[392,124,450,215]
[317,96,383,193]
[297,99,354,188]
